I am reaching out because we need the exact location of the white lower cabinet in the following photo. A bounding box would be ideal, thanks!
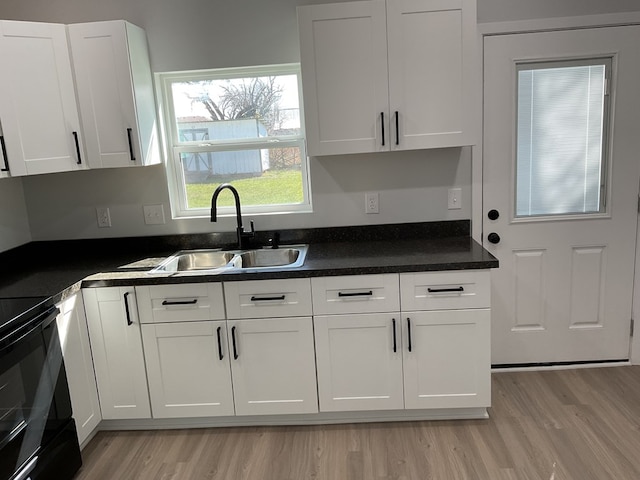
[228,316,318,416]
[314,313,404,412]
[83,287,151,420]
[56,292,101,446]
[402,309,491,409]
[142,320,234,418]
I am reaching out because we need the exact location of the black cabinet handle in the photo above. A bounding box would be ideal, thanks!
[338,290,373,298]
[124,292,133,326]
[392,318,397,353]
[428,286,464,293]
[395,111,399,145]
[216,326,224,361]
[380,112,385,146]
[127,128,136,161]
[162,299,198,306]
[407,317,412,352]
[231,326,238,360]
[0,136,9,172]
[72,131,82,164]
[250,295,285,302]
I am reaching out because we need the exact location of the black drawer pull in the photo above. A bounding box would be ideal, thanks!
[428,287,464,293]
[124,292,133,326]
[162,299,198,306]
[216,326,224,361]
[338,290,373,298]
[250,295,285,302]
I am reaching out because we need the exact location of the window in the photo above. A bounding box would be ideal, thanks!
[515,58,611,218]
[158,64,310,218]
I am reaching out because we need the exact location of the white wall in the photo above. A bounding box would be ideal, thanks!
[23,148,470,240]
[0,177,31,250]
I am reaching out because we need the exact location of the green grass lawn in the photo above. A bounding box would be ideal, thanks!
[186,169,304,208]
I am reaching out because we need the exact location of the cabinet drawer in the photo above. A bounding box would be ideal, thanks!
[136,283,225,323]
[224,278,312,319]
[311,274,399,314]
[400,270,490,311]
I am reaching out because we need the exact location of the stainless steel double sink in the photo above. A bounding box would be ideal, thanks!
[150,245,308,275]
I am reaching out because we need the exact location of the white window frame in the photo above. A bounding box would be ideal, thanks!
[157,64,311,219]
[513,56,612,221]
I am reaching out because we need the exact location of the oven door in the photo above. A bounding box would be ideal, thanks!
[0,305,74,479]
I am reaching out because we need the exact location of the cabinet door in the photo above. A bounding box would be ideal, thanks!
[314,313,404,412]
[0,21,85,176]
[298,0,389,156]
[402,309,490,409]
[56,293,101,447]
[68,21,159,168]
[228,317,318,415]
[142,321,235,418]
[83,287,151,419]
[387,0,476,149]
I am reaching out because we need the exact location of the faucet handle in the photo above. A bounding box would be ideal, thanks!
[249,220,255,234]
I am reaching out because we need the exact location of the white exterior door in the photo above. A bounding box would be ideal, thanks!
[483,27,640,364]
[228,317,318,416]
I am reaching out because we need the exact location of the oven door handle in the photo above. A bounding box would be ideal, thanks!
[0,306,59,354]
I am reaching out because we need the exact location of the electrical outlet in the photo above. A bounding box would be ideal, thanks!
[365,192,379,214]
[448,188,462,210]
[96,207,111,228]
[143,204,166,225]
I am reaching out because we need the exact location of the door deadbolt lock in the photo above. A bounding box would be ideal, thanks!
[487,232,501,244]
[488,209,499,220]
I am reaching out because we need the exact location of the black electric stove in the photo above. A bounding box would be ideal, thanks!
[0,295,82,480]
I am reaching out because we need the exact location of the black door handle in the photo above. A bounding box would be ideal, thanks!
[216,326,224,360]
[487,232,501,244]
[0,135,9,172]
[392,318,397,353]
[127,128,136,161]
[407,317,412,352]
[123,292,133,326]
[231,326,238,360]
[395,111,399,145]
[72,131,82,165]
[380,112,385,146]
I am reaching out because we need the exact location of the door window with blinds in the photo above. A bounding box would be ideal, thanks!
[515,58,611,218]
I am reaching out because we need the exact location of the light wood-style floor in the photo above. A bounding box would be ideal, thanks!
[75,366,640,480]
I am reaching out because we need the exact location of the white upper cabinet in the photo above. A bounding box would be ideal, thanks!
[68,20,160,168]
[0,21,86,176]
[298,0,477,156]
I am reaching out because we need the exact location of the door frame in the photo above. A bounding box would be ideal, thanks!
[473,11,640,365]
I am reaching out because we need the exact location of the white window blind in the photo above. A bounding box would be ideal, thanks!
[516,60,609,217]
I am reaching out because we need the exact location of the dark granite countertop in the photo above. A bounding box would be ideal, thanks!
[0,221,498,305]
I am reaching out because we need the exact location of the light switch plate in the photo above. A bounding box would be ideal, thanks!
[448,188,462,210]
[143,204,166,225]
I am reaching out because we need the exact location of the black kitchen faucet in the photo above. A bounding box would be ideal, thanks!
[210,183,255,249]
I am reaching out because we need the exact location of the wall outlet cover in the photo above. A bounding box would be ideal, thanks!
[96,207,111,228]
[143,204,166,225]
